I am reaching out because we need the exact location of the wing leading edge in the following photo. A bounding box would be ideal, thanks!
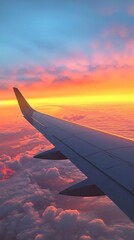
[13,88,134,222]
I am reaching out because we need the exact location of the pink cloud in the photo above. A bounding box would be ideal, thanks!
[55,209,79,231]
[80,236,91,240]
[0,161,15,180]
[42,205,58,222]
[88,218,106,237]
[128,5,134,16]
[38,167,73,189]
[103,26,133,39]
[126,40,134,49]
[0,132,133,240]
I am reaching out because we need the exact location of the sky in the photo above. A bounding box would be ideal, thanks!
[0,0,134,103]
[0,1,134,239]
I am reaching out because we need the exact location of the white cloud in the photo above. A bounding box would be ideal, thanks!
[0,123,133,240]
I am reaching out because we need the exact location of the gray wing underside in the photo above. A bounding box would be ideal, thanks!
[13,88,134,222]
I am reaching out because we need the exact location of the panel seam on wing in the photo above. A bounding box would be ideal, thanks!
[53,135,134,195]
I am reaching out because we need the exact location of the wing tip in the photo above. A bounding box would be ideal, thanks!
[13,87,34,116]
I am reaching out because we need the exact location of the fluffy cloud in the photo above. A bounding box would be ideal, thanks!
[88,218,106,237]
[0,153,133,240]
[42,205,58,222]
[0,104,134,240]
[64,115,85,122]
[55,209,79,231]
[45,167,73,184]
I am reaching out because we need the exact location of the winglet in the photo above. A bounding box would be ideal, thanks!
[13,88,34,116]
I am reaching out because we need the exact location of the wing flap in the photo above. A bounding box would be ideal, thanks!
[53,135,134,194]
[60,178,105,196]
[34,147,67,160]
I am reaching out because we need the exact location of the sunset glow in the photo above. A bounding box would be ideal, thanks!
[0,1,134,102]
[1,94,134,108]
[0,1,134,238]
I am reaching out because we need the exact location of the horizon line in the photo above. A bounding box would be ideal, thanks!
[1,94,134,107]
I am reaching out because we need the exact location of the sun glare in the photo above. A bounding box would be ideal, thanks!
[1,94,134,108]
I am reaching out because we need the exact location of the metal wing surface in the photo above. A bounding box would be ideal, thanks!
[13,88,134,222]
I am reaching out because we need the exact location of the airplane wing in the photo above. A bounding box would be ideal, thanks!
[13,88,134,222]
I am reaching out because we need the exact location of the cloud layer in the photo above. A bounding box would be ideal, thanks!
[0,103,134,239]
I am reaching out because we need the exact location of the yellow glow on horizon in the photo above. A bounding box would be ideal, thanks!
[1,94,134,107]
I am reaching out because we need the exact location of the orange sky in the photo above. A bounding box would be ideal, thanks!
[0,1,134,105]
[1,62,134,105]
[1,48,134,104]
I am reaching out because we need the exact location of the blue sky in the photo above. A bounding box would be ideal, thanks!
[0,0,133,68]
